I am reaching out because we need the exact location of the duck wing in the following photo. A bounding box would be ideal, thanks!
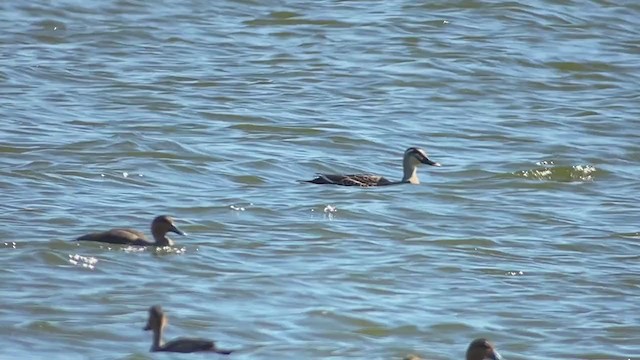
[305,174,393,187]
[76,228,151,245]
[160,337,231,354]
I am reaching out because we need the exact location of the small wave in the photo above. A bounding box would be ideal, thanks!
[616,232,640,239]
[505,270,525,276]
[230,203,254,211]
[323,205,337,214]
[152,246,187,255]
[3,242,17,249]
[310,204,338,220]
[514,164,597,182]
[323,204,337,220]
[68,254,98,270]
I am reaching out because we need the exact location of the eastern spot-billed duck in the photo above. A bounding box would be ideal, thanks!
[303,147,440,187]
[75,215,185,247]
[144,305,232,354]
[403,338,502,360]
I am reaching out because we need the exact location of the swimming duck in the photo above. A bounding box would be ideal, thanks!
[75,215,185,246]
[403,338,502,360]
[303,147,440,187]
[144,305,232,354]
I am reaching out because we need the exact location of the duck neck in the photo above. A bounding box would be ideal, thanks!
[151,231,173,247]
[401,161,420,184]
[150,326,164,351]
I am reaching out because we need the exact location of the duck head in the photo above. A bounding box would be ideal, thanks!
[404,147,440,167]
[151,215,186,237]
[144,305,167,332]
[466,338,502,360]
[402,147,440,184]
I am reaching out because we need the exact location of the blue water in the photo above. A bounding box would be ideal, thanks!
[1,1,639,359]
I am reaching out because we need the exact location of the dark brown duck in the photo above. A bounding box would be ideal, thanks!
[144,305,232,354]
[404,338,503,360]
[304,147,440,187]
[75,215,185,246]
[465,338,502,360]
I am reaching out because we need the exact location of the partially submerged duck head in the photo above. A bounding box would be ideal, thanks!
[466,338,502,360]
[401,147,441,184]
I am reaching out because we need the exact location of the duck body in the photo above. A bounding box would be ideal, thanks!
[155,337,232,354]
[76,229,153,246]
[75,215,185,247]
[305,173,397,187]
[144,305,232,355]
[304,147,440,187]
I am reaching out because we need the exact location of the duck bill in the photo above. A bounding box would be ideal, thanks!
[170,224,187,236]
[143,323,152,331]
[421,157,441,167]
[489,350,503,360]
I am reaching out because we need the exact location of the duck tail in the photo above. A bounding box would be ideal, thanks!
[298,177,323,184]
[213,348,233,355]
[300,174,335,184]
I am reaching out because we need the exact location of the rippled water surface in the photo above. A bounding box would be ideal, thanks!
[2,1,640,359]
